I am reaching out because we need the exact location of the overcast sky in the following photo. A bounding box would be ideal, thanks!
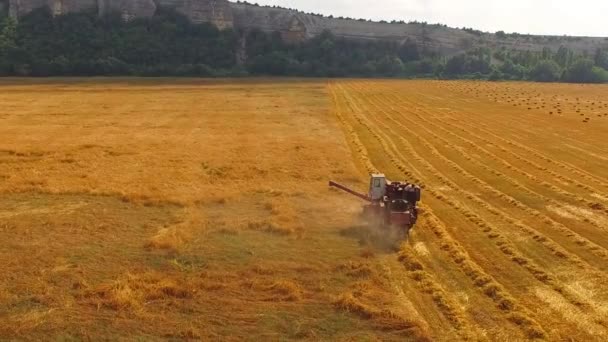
[244,0,607,37]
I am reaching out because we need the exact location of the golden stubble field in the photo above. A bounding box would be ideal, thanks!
[0,78,607,341]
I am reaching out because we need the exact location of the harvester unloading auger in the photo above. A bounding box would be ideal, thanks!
[329,174,421,236]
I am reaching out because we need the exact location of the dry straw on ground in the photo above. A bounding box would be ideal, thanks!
[1,79,608,340]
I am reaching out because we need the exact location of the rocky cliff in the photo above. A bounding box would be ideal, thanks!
[229,3,607,56]
[4,0,233,28]
[2,0,606,55]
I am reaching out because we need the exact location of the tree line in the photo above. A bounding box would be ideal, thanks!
[0,8,607,83]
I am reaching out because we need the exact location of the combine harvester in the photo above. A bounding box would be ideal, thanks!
[329,174,421,237]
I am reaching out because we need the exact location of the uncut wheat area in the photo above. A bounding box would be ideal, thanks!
[1,79,608,341]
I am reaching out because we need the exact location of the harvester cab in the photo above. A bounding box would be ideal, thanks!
[369,174,387,201]
[329,174,421,235]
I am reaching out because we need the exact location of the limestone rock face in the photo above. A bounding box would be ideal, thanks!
[50,0,97,16]
[8,0,99,18]
[4,0,606,57]
[7,0,158,20]
[9,0,47,18]
[230,3,312,42]
[281,16,307,43]
[157,0,233,29]
[101,0,156,21]
[7,0,233,28]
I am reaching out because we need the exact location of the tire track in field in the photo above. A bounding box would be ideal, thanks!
[382,90,608,213]
[565,144,608,163]
[422,109,608,218]
[438,115,608,200]
[563,144,608,164]
[388,81,608,192]
[360,91,608,258]
[375,82,608,200]
[430,109,608,210]
[332,83,544,339]
[454,82,608,154]
[330,84,483,340]
[333,83,553,339]
[434,81,608,158]
[357,87,608,313]
[435,93,608,190]
[347,82,608,265]
[367,89,608,242]
[368,85,608,223]
[452,117,608,196]
[338,83,608,333]
[350,83,608,289]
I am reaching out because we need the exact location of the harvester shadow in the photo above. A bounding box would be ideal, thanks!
[339,224,407,254]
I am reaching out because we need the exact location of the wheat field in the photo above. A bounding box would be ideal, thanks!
[1,78,607,340]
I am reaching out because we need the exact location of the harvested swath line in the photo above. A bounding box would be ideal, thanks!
[418,205,546,339]
[331,87,491,338]
[406,105,608,213]
[357,89,608,264]
[382,90,608,204]
[333,292,433,340]
[329,85,377,174]
[363,97,603,266]
[340,81,608,282]
[411,104,608,209]
[378,88,608,215]
[434,116,606,198]
[349,90,608,314]
[335,102,547,339]
[356,83,592,216]
[356,81,608,278]
[396,245,483,340]
[444,107,608,189]
[376,94,608,229]
[420,83,608,162]
[564,144,608,165]
[452,144,608,230]
[346,87,603,324]
[342,87,548,281]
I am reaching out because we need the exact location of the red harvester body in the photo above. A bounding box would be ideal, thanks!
[329,174,421,234]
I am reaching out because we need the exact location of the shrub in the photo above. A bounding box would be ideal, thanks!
[564,58,608,83]
[489,69,503,81]
[529,60,561,82]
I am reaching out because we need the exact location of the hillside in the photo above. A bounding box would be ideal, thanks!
[1,0,607,56]
[1,0,608,81]
[230,2,608,56]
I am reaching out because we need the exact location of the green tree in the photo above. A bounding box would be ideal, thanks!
[0,17,17,73]
[248,51,291,75]
[594,48,608,69]
[445,54,466,75]
[499,59,527,79]
[398,38,420,62]
[591,66,608,83]
[529,60,561,82]
[488,68,503,81]
[564,58,607,83]
[376,55,404,76]
[464,48,492,74]
[1,7,606,83]
[555,46,570,67]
